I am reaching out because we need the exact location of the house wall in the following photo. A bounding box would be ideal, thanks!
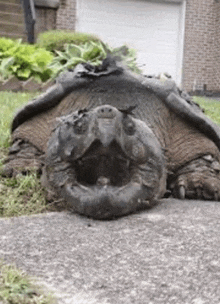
[54,0,220,93]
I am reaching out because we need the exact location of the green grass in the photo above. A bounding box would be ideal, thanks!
[0,91,52,218]
[0,91,63,217]
[0,173,48,217]
[0,261,56,304]
[0,91,37,148]
[194,96,220,125]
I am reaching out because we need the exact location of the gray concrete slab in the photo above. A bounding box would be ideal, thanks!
[0,199,220,304]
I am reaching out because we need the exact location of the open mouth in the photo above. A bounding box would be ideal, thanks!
[46,137,150,219]
[45,105,165,219]
[53,136,162,219]
[74,139,131,187]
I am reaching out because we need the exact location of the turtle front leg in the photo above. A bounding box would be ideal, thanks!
[168,155,220,201]
[2,139,44,177]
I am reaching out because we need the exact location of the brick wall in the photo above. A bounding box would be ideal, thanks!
[56,0,76,30]
[182,0,219,93]
[35,8,57,37]
[213,1,220,92]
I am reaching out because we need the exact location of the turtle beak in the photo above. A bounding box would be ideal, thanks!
[97,118,116,147]
[96,105,118,147]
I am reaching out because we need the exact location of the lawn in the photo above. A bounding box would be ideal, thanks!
[0,91,52,218]
[0,92,37,149]
[194,96,220,125]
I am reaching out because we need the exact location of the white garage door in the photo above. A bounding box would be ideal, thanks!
[76,0,185,85]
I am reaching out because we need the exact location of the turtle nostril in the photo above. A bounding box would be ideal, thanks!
[97,106,116,118]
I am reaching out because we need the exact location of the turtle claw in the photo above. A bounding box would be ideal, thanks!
[1,140,43,177]
[178,185,185,199]
[214,191,219,201]
[168,156,220,201]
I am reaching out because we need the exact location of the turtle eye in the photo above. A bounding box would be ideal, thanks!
[74,117,88,134]
[123,116,136,135]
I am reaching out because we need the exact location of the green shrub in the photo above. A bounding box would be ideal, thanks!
[0,37,53,82]
[0,37,17,53]
[49,41,141,77]
[37,30,103,52]
[0,35,141,83]
[48,41,107,77]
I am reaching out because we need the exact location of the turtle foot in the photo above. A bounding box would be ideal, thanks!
[1,139,43,177]
[168,155,220,201]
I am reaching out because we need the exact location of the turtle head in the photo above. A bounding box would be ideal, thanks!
[45,105,166,219]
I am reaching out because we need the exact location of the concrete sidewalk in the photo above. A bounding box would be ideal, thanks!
[0,199,220,304]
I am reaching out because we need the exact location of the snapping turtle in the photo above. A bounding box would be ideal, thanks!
[3,58,220,219]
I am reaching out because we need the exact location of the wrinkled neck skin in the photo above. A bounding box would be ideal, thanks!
[45,105,166,219]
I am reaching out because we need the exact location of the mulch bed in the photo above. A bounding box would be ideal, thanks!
[0,76,55,92]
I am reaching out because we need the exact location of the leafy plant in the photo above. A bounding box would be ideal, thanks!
[49,41,141,78]
[0,38,53,82]
[0,37,19,53]
[0,35,141,85]
[37,30,141,76]
[0,57,14,81]
[48,41,107,77]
